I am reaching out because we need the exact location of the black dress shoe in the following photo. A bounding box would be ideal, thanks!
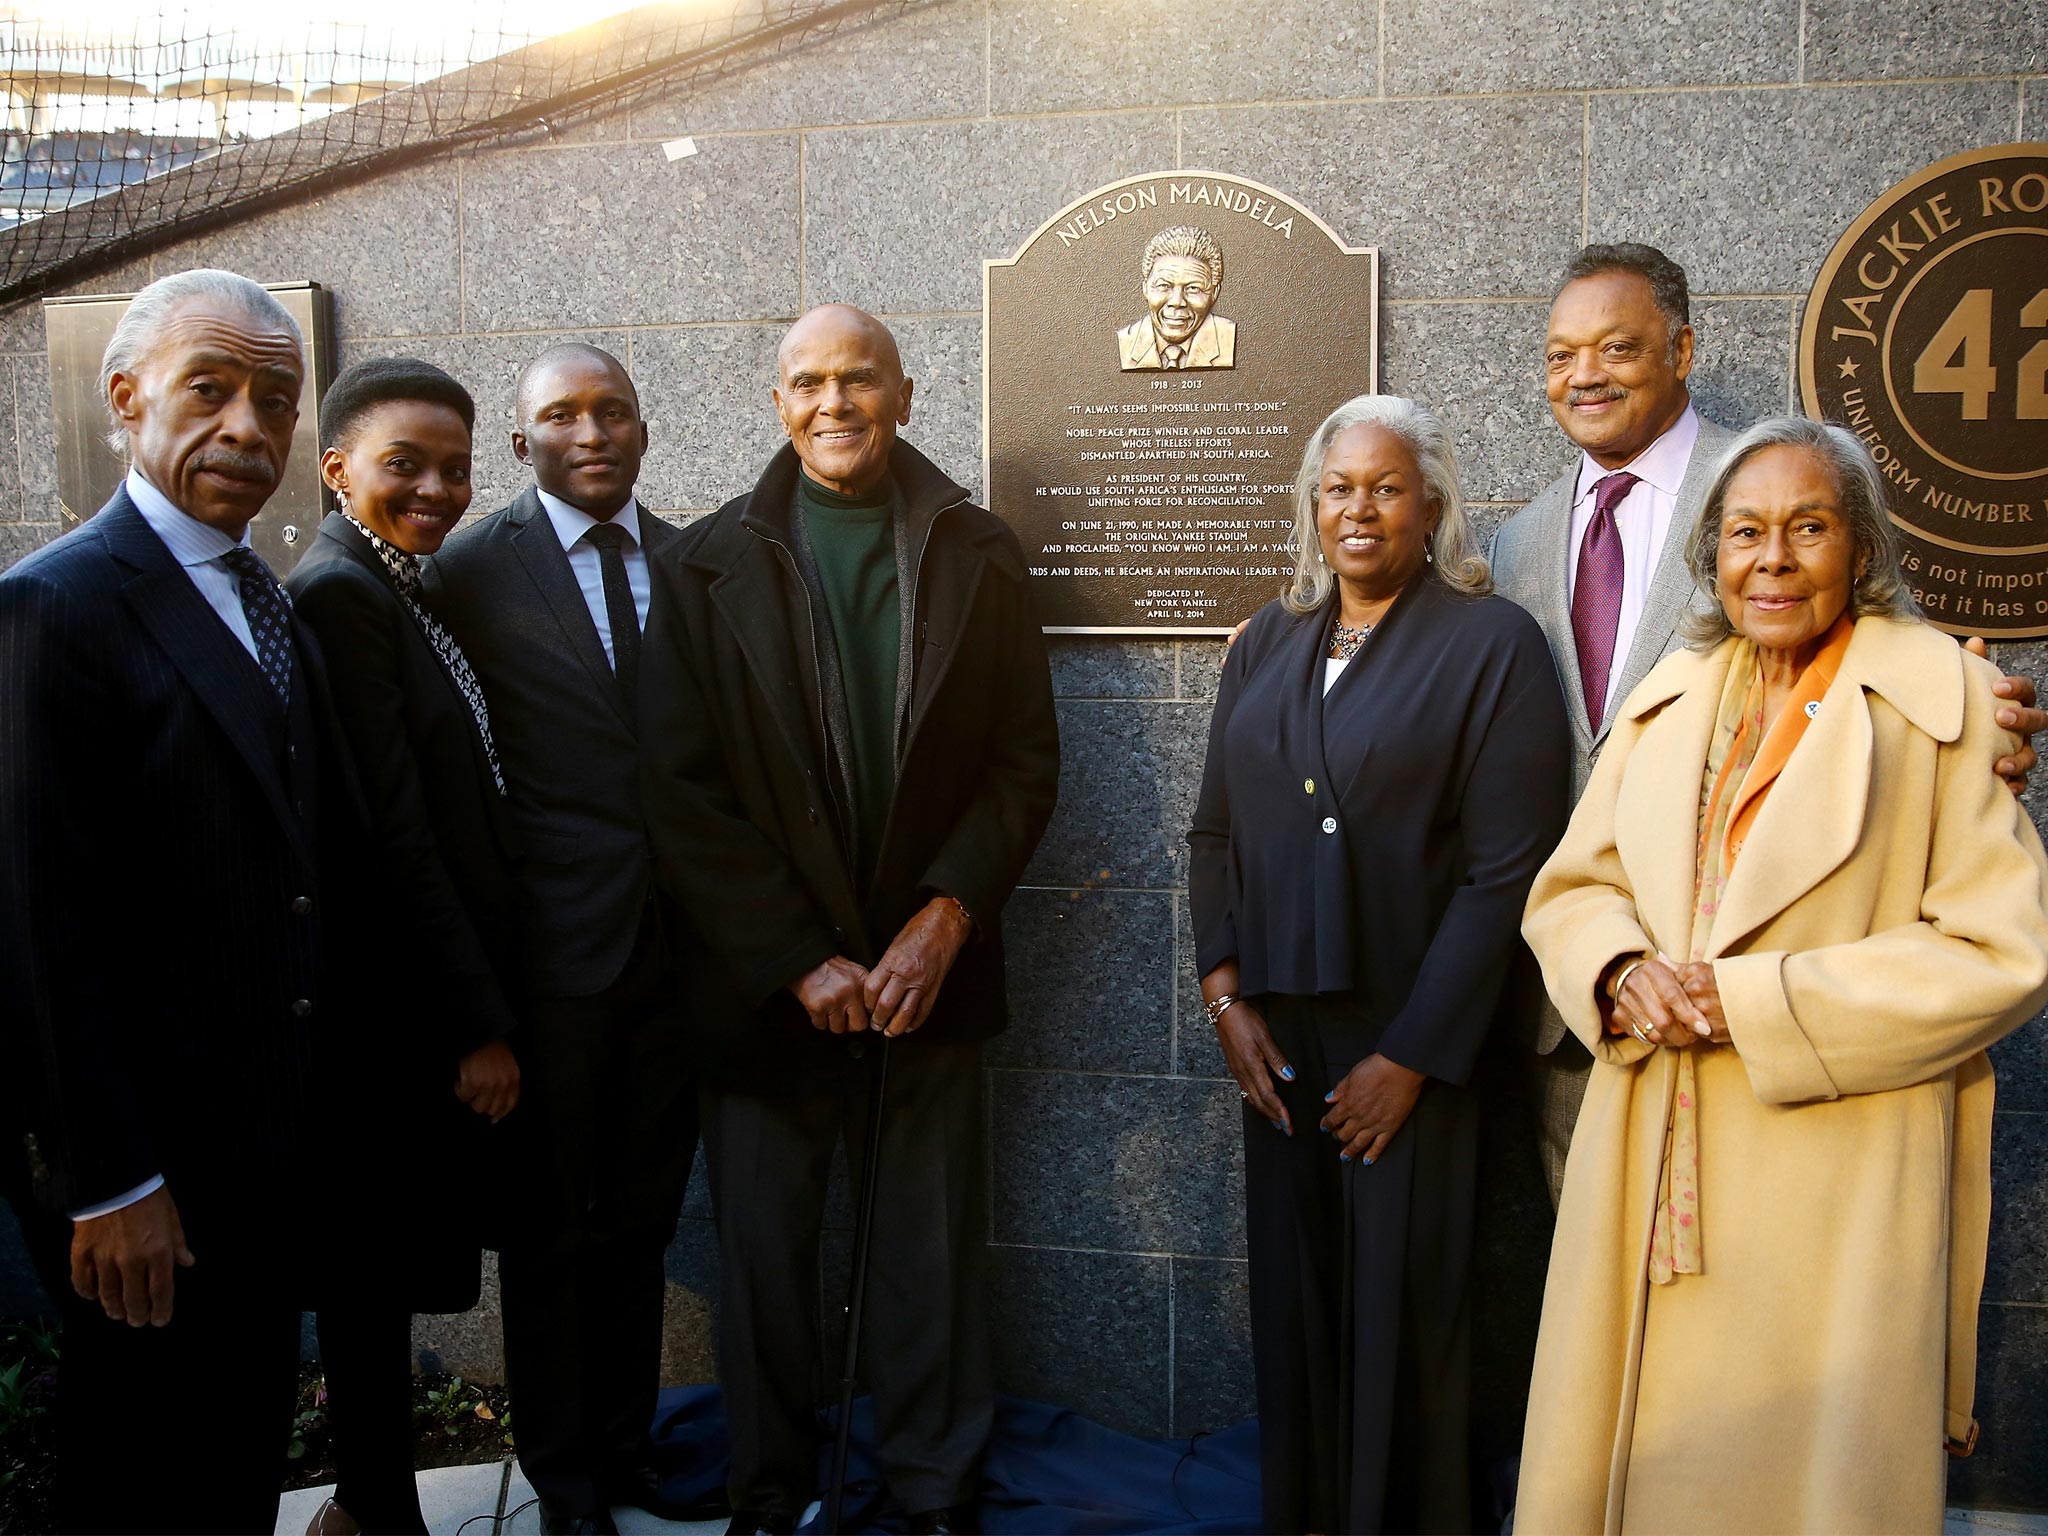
[601,1461,725,1522]
[724,1512,797,1536]
[907,1507,976,1536]
[536,1504,619,1536]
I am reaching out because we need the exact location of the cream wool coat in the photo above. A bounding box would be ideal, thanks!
[1515,615,2048,1535]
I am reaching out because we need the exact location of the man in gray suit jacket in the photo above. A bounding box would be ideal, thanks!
[1491,242,2043,1201]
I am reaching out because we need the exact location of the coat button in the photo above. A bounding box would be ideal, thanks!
[290,895,313,915]
[1321,816,1337,834]
[1303,778,1315,794]
[291,998,313,1018]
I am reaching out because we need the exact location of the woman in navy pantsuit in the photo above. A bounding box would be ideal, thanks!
[1188,395,1570,1534]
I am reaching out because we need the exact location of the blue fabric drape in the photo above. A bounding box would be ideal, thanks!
[646,1387,1261,1534]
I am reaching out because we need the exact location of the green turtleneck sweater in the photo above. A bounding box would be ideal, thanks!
[798,470,900,882]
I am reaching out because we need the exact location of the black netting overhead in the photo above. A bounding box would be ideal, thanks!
[0,0,921,305]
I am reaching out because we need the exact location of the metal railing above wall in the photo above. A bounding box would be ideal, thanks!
[0,0,925,307]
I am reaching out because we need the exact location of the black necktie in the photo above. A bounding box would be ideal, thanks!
[583,521,640,716]
[221,544,295,707]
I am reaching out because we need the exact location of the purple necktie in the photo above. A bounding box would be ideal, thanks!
[1570,470,1640,732]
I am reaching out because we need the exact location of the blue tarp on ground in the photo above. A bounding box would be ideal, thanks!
[648,1387,1262,1534]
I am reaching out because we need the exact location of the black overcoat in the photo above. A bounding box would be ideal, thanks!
[641,440,1059,1072]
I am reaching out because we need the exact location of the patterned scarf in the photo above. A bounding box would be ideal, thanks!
[342,512,506,795]
[1651,640,1765,1282]
[1656,616,1854,1283]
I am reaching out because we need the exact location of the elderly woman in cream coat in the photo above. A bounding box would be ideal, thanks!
[1515,417,2048,1535]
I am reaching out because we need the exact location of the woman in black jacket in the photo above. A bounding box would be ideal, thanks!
[286,358,521,1535]
[1188,395,1570,1534]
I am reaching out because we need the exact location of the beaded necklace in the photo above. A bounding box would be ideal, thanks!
[1327,619,1375,661]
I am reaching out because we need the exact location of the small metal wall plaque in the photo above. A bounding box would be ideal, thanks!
[45,281,337,576]
[1800,144,2048,638]
[985,172,1378,633]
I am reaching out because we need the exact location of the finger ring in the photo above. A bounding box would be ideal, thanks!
[1239,1090,1250,1101]
[1630,1022,1652,1043]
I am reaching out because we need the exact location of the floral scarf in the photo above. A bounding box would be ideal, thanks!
[1655,614,1855,1284]
[343,513,506,795]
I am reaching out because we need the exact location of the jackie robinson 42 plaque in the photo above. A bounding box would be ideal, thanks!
[985,172,1379,633]
[1801,143,2048,638]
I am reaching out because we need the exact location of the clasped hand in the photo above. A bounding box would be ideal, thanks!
[454,1039,521,1121]
[787,897,972,1038]
[1211,996,1425,1163]
[1609,954,1731,1048]
[1321,1054,1426,1164]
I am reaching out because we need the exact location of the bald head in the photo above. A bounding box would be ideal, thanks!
[773,304,913,498]
[777,304,902,380]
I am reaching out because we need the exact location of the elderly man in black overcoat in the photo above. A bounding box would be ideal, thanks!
[642,304,1058,1536]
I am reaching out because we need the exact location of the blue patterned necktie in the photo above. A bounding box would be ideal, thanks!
[220,544,295,707]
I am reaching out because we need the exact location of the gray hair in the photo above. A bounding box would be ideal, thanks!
[1282,394,1490,615]
[1557,242,1691,362]
[99,268,303,451]
[1141,225,1223,289]
[1680,415,1919,649]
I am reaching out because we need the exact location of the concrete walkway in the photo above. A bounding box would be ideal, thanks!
[274,1460,750,1536]
[275,1465,2045,1536]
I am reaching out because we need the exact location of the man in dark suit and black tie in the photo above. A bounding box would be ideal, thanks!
[0,267,361,1533]
[428,344,698,1536]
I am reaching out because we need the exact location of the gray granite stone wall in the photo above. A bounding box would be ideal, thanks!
[2,0,2044,1506]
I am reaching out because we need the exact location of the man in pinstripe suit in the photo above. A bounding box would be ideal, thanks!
[0,268,362,1534]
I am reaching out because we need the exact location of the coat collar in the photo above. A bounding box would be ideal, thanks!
[683,439,989,749]
[315,507,388,577]
[1615,615,1963,954]
[720,439,974,552]
[1620,612,1963,742]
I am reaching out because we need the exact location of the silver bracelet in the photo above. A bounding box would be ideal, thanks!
[1203,992,1242,1026]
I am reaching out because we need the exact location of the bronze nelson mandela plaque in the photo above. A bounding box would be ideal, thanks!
[1801,143,2048,637]
[986,172,1378,633]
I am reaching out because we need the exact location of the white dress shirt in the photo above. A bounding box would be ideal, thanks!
[536,488,651,666]
[1563,406,1700,710]
[77,470,273,1221]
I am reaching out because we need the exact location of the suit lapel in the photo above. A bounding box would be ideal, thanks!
[99,495,308,854]
[322,514,509,828]
[1707,658,1873,956]
[506,489,632,730]
[1601,422,1730,745]
[1611,649,1723,958]
[1521,474,1597,751]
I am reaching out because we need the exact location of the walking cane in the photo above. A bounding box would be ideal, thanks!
[826,1034,893,1534]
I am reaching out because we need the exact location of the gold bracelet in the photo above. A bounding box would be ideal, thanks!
[1203,992,1241,1026]
[1609,955,1650,1003]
